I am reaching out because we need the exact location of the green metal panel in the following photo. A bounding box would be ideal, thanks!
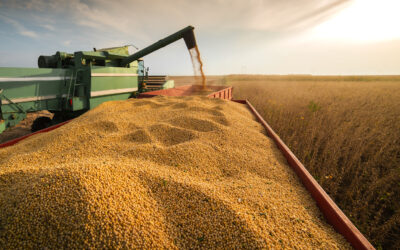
[71,97,86,110]
[90,93,132,109]
[0,67,70,109]
[89,66,139,109]
[0,67,68,77]
[0,67,71,132]
[0,120,5,133]
[67,67,90,111]
[2,99,62,113]
[162,80,175,89]
[96,45,130,55]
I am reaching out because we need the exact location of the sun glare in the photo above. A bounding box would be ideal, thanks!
[310,0,400,42]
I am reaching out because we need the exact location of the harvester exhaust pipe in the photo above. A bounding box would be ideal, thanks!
[120,26,196,66]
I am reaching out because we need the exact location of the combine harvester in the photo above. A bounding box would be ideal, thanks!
[0,26,373,249]
[0,26,196,133]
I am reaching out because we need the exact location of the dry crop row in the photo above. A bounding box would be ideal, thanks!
[227,75,400,249]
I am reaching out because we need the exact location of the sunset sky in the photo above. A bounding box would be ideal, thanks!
[0,0,399,75]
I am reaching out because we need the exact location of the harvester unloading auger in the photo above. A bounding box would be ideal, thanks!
[0,26,198,133]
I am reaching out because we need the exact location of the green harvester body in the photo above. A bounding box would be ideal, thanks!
[0,26,196,133]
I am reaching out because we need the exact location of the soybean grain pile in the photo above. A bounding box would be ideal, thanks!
[0,96,350,249]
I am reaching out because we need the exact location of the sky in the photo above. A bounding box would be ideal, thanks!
[0,0,399,75]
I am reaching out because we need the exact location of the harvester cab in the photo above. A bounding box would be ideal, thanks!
[0,26,197,133]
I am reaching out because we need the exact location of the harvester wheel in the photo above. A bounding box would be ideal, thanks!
[31,116,52,132]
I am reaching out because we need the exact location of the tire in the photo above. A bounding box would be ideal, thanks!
[31,116,52,132]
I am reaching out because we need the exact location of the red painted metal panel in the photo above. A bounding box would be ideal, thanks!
[232,99,374,250]
[206,86,233,100]
[138,85,232,100]
[0,120,71,148]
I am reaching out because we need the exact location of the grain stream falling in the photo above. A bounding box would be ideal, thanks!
[189,46,207,90]
[0,96,350,249]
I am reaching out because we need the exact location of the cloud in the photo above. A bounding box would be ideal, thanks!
[9,0,392,75]
[0,0,48,11]
[19,30,38,38]
[63,40,72,46]
[0,14,38,38]
[0,0,353,40]
[41,24,55,31]
[272,0,351,30]
[74,0,350,32]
